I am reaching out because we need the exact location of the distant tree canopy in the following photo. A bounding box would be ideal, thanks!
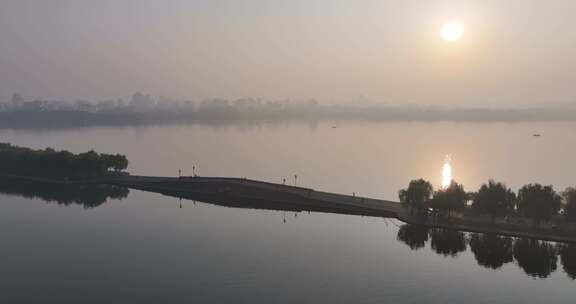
[398,179,433,211]
[517,184,562,224]
[431,181,468,214]
[0,143,128,180]
[472,180,516,220]
[563,187,576,222]
[11,93,24,105]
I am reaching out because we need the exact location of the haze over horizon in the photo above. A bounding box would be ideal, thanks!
[1,0,576,108]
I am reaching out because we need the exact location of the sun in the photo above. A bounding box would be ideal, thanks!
[441,20,464,42]
[441,155,453,189]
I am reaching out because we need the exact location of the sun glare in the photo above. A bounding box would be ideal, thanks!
[441,20,464,42]
[441,155,453,189]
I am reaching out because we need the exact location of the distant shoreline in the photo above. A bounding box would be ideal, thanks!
[2,108,576,129]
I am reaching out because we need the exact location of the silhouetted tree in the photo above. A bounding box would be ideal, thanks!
[472,180,516,222]
[398,179,433,212]
[563,187,576,222]
[513,238,557,278]
[0,143,129,179]
[11,93,24,106]
[517,184,562,226]
[430,181,468,215]
[559,244,576,280]
[102,154,129,171]
[430,228,467,256]
[397,224,430,250]
[469,233,513,269]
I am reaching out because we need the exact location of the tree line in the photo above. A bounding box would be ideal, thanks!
[0,143,128,180]
[399,179,576,224]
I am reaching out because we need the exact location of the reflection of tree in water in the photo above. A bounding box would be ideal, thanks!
[469,233,514,270]
[559,244,576,280]
[393,223,571,280]
[430,229,467,257]
[397,224,430,250]
[0,178,129,208]
[513,239,557,278]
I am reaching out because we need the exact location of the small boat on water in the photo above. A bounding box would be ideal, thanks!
[533,134,541,137]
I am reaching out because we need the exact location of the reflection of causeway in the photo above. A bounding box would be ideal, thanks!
[397,224,576,280]
[0,177,129,208]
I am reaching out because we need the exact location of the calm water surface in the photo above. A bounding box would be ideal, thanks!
[1,121,575,303]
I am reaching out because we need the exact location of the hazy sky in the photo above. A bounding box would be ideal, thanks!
[1,0,575,107]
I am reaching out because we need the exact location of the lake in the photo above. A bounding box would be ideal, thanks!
[1,121,575,303]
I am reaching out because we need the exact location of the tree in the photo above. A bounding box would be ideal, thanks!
[430,181,468,215]
[398,179,433,212]
[396,224,430,250]
[469,233,513,269]
[559,244,576,280]
[563,187,576,222]
[0,142,129,179]
[11,93,24,105]
[517,184,562,226]
[472,180,516,221]
[102,154,129,171]
[513,238,557,278]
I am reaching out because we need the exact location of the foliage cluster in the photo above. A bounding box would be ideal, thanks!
[0,143,128,180]
[399,178,574,223]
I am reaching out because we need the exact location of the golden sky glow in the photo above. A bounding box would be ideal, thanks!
[2,1,576,107]
[441,20,465,42]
